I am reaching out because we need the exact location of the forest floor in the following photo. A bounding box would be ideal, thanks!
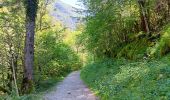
[44,71,98,100]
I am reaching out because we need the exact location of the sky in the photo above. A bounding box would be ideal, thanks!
[61,0,82,8]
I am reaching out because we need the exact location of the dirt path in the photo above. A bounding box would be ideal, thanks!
[44,71,98,100]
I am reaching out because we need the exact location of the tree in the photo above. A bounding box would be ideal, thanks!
[0,0,25,95]
[22,0,38,94]
[138,0,150,35]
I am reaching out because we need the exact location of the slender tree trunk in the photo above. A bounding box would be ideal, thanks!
[11,58,19,97]
[138,0,150,35]
[22,0,38,94]
[167,0,170,17]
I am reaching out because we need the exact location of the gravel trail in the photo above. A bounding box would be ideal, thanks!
[44,71,98,100]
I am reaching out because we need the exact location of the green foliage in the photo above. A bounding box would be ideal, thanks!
[0,0,82,97]
[147,24,170,57]
[79,0,170,59]
[81,56,170,100]
[159,25,170,56]
[117,39,149,60]
[36,77,63,92]
[0,94,41,100]
[79,0,140,58]
[34,28,82,86]
[1,0,170,98]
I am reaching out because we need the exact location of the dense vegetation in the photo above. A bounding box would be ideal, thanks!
[79,0,170,59]
[81,56,170,99]
[0,0,82,99]
[80,0,170,99]
[0,0,170,100]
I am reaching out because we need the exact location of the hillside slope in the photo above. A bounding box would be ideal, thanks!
[51,0,81,30]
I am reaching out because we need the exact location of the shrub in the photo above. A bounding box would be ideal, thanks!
[148,24,170,57]
[159,26,170,56]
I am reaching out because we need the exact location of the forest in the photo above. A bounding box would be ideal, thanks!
[0,0,170,100]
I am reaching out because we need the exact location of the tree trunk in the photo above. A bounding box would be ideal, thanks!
[22,18,35,94]
[138,0,150,35]
[167,0,170,17]
[11,58,19,97]
[22,0,37,94]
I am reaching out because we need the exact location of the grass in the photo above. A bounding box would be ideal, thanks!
[81,56,170,100]
[0,94,41,100]
[35,76,64,93]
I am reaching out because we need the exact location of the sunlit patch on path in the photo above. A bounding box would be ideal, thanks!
[44,71,98,100]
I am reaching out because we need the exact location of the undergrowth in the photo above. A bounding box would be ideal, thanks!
[81,56,170,100]
[0,94,41,100]
[0,75,66,100]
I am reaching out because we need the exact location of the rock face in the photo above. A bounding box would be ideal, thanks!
[51,0,81,30]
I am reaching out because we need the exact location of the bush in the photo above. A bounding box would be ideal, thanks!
[34,30,82,80]
[159,25,170,56]
[117,39,149,60]
[148,24,170,57]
